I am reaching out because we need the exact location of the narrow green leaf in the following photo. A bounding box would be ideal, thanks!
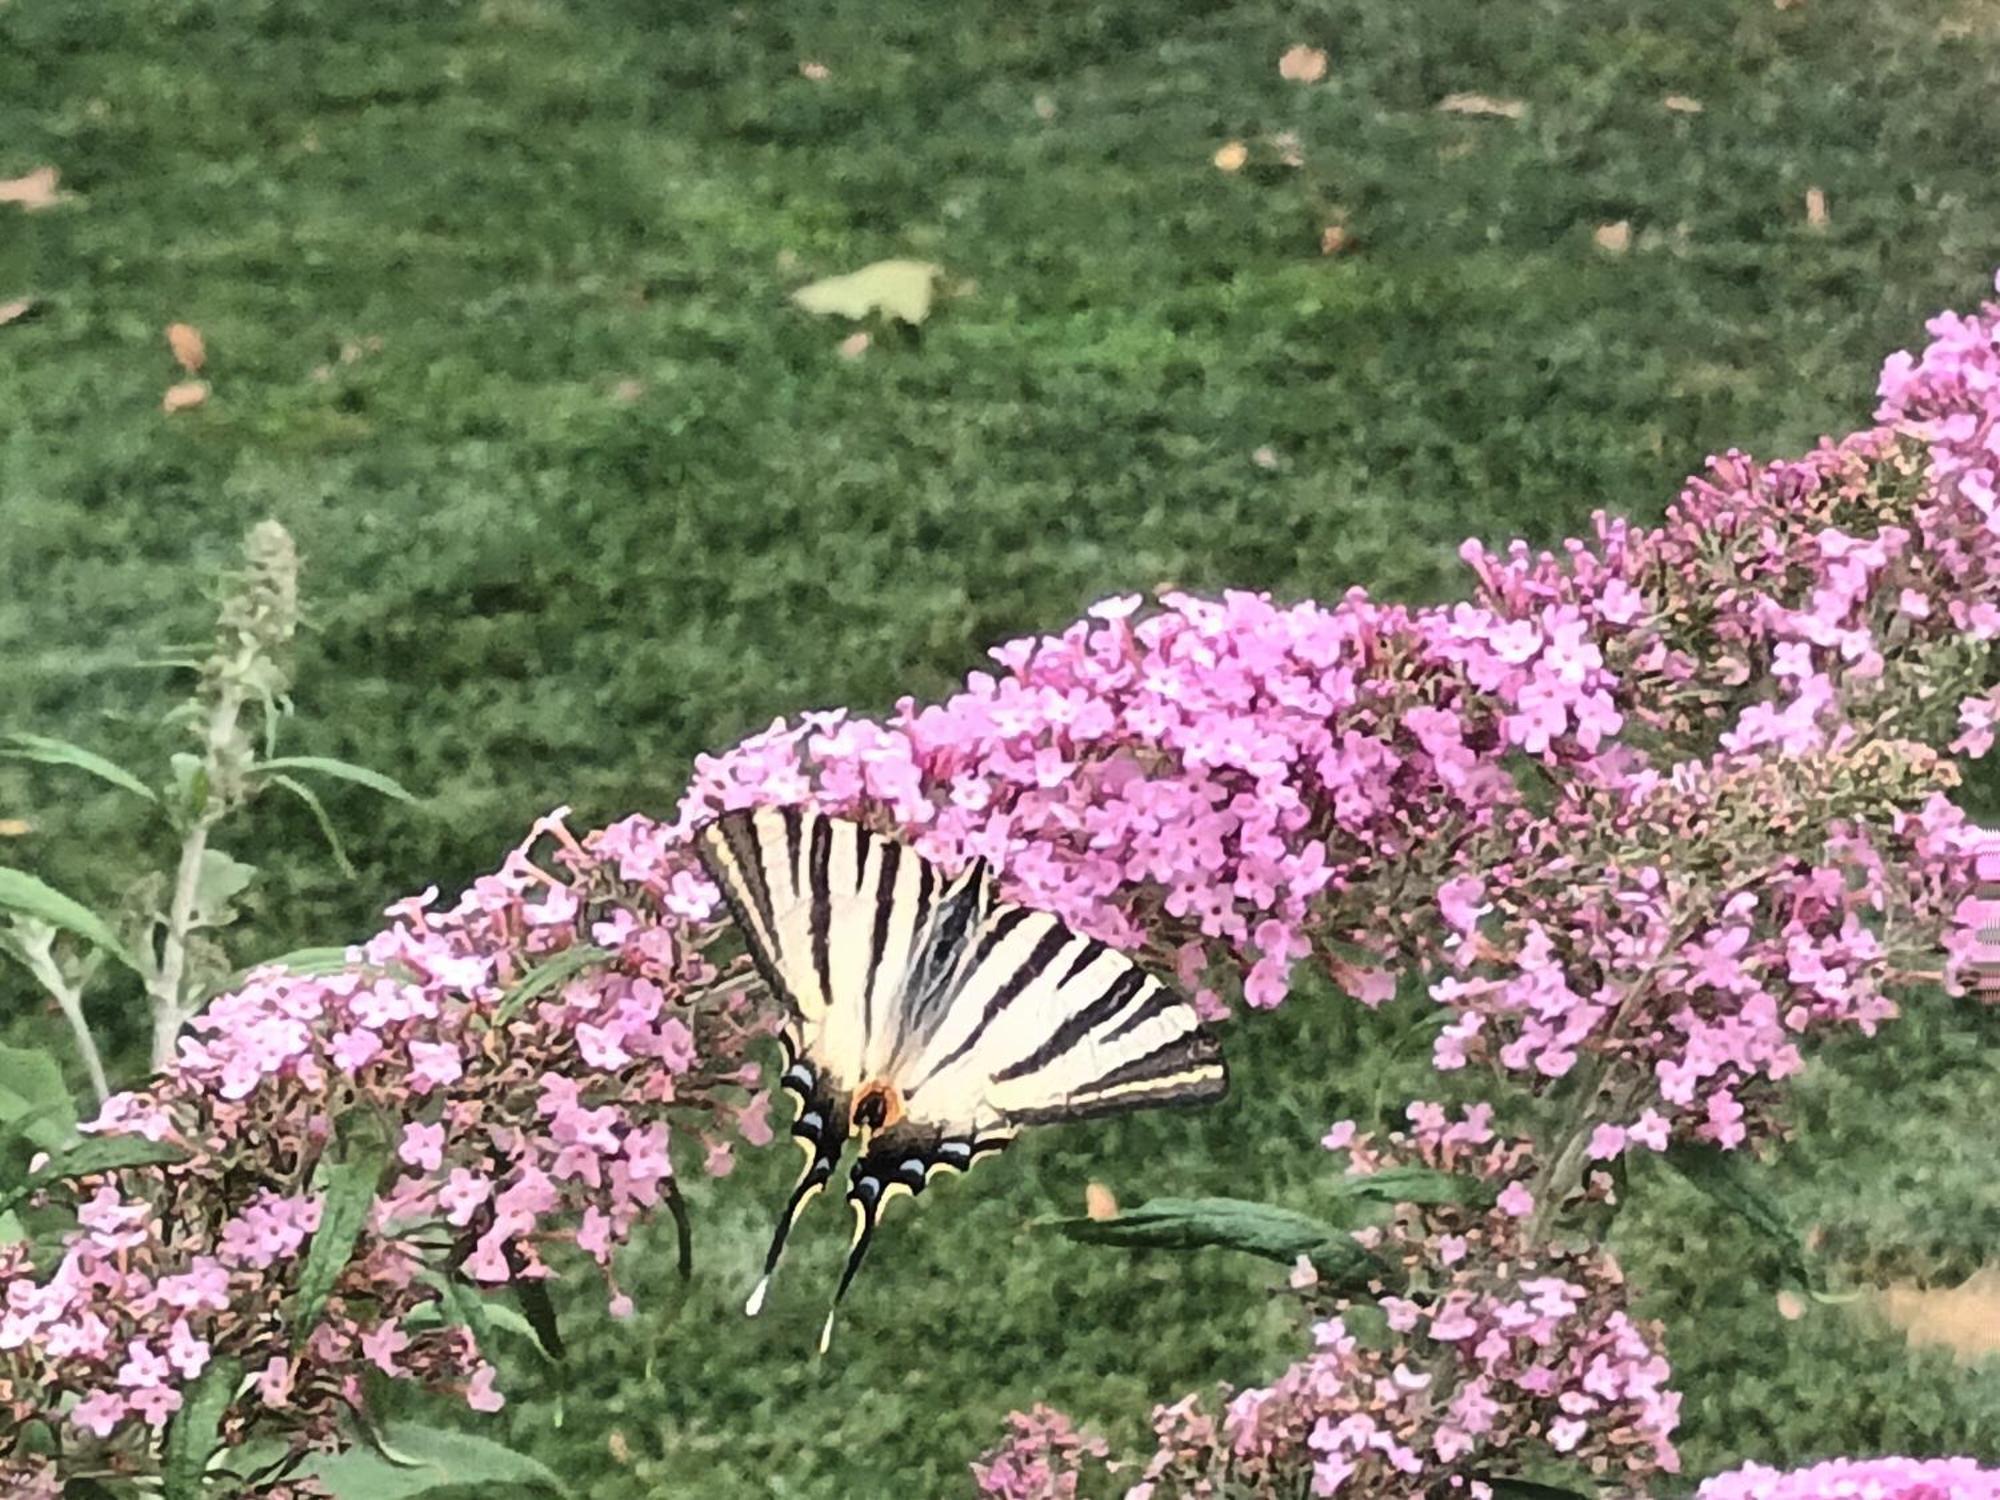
[421,1269,559,1365]
[308,1423,570,1499]
[1482,1479,1597,1499]
[490,945,611,1027]
[1048,1196,1350,1263]
[1663,1141,1813,1286]
[258,756,418,805]
[268,773,358,878]
[510,1275,567,1362]
[0,868,144,976]
[191,849,258,927]
[0,1043,79,1151]
[1,733,158,802]
[0,1136,190,1217]
[294,1115,394,1350]
[1334,1164,1487,1208]
[162,1354,243,1500]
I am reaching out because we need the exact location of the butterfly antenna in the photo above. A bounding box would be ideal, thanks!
[818,1180,889,1355]
[747,1148,837,1317]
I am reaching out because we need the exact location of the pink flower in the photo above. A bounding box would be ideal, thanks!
[1497,1182,1535,1218]
[398,1121,446,1172]
[466,1363,506,1413]
[438,1169,491,1227]
[408,1040,464,1093]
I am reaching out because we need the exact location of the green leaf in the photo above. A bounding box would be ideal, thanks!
[0,1135,189,1218]
[491,945,611,1027]
[1047,1196,1351,1264]
[0,868,144,976]
[294,1114,394,1350]
[510,1275,567,1362]
[790,259,940,324]
[1334,1164,1487,1208]
[0,733,158,803]
[1662,1141,1813,1286]
[169,753,210,823]
[0,1044,78,1152]
[191,849,258,928]
[258,756,418,804]
[162,1355,242,1500]
[268,772,358,878]
[308,1423,570,1499]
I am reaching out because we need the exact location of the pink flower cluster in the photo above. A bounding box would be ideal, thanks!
[970,1405,1112,1500]
[1698,1456,2000,1499]
[0,814,765,1489]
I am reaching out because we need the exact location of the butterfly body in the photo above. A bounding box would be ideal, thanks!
[694,806,1226,1346]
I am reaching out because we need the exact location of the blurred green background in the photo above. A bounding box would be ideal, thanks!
[4,0,1999,1493]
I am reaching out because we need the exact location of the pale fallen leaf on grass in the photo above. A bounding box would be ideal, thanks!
[1033,93,1057,121]
[610,378,645,404]
[1594,220,1632,254]
[798,60,830,81]
[167,322,206,373]
[836,331,871,359]
[0,298,34,327]
[791,259,940,324]
[0,819,31,838]
[1438,92,1526,119]
[1806,186,1829,228]
[0,166,66,211]
[1213,140,1249,173]
[1272,130,1304,168]
[1251,445,1281,470]
[1278,45,1328,83]
[1084,1182,1119,1221]
[1663,94,1704,114]
[1874,1264,2000,1365]
[162,380,210,413]
[1319,224,1350,255]
[1775,1289,1807,1321]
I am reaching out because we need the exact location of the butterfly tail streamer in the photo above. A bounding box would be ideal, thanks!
[819,1178,896,1354]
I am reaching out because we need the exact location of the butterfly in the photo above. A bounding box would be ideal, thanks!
[693,806,1228,1349]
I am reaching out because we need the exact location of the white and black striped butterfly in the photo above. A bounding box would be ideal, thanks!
[693,806,1227,1349]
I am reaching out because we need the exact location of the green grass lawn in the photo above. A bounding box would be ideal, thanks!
[5,0,2000,1493]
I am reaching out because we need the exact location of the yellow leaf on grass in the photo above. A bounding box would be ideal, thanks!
[1874,1265,2000,1365]
[0,167,66,211]
[790,259,940,325]
[1663,94,1705,114]
[162,380,210,413]
[167,322,206,373]
[1212,140,1249,173]
[1438,92,1527,120]
[1278,45,1328,83]
[0,819,31,838]
[1085,1182,1119,1221]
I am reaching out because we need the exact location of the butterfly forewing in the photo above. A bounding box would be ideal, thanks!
[696,806,938,1089]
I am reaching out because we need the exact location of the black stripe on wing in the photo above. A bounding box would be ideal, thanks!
[694,811,810,1020]
[1001,1027,1228,1125]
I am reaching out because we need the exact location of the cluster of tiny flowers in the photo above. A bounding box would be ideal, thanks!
[976,1110,1675,1500]
[0,813,767,1491]
[1697,1456,2000,1499]
[1428,739,1975,1148]
[969,1405,1113,1500]
[968,278,1999,1494]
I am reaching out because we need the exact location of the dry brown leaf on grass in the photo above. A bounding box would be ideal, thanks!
[0,166,67,211]
[1212,140,1249,173]
[1278,45,1328,83]
[1084,1182,1119,1221]
[167,322,206,373]
[1873,1265,2000,1365]
[0,298,34,327]
[1438,92,1526,120]
[162,380,210,414]
[1594,220,1633,254]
